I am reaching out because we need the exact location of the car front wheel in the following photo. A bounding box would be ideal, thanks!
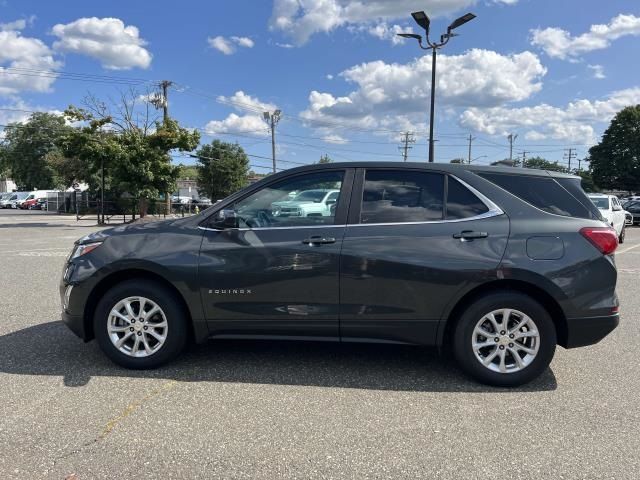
[453,291,556,387]
[94,280,188,369]
[619,224,625,244]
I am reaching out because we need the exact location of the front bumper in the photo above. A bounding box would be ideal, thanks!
[62,309,87,341]
[564,313,620,348]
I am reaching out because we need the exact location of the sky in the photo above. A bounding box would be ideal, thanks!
[1,0,640,173]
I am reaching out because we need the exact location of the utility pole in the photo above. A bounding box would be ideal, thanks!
[578,157,582,172]
[564,148,576,172]
[520,150,529,168]
[263,110,282,173]
[152,80,174,216]
[508,133,518,165]
[467,134,476,164]
[399,132,416,162]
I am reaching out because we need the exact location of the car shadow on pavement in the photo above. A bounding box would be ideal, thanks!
[0,321,557,393]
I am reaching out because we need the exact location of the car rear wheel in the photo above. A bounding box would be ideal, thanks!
[619,225,625,244]
[453,291,556,387]
[94,280,188,369]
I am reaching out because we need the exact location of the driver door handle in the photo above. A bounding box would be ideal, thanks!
[302,235,336,245]
[453,230,489,240]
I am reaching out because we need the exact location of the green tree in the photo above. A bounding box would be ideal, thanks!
[589,105,640,193]
[450,158,465,164]
[2,112,72,190]
[178,164,198,180]
[576,170,598,193]
[196,140,249,200]
[318,154,333,164]
[523,156,569,173]
[62,93,200,216]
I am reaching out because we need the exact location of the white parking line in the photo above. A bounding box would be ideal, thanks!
[618,243,640,255]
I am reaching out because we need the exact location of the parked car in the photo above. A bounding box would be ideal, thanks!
[12,192,30,209]
[30,198,47,210]
[0,192,19,208]
[623,201,640,225]
[0,192,15,208]
[270,189,340,217]
[588,194,627,243]
[61,163,619,387]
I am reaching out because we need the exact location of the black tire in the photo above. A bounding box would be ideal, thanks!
[453,291,556,387]
[94,280,188,369]
[619,225,625,244]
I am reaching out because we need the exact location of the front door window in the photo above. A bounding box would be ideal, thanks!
[232,171,344,228]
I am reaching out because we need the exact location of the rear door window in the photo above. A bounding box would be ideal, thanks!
[478,173,600,220]
[361,170,444,224]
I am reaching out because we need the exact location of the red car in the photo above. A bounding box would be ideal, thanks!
[21,197,39,209]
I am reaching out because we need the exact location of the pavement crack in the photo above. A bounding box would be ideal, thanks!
[46,380,178,475]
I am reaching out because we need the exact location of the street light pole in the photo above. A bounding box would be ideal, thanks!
[429,48,437,163]
[398,11,476,163]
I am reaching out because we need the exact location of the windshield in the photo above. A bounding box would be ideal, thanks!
[590,197,609,209]
[293,190,326,202]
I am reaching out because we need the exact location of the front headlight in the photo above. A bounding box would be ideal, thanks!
[70,242,103,260]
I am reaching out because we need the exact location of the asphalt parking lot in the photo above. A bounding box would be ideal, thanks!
[1,209,639,479]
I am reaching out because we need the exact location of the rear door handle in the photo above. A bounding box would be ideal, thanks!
[302,235,336,246]
[453,230,489,240]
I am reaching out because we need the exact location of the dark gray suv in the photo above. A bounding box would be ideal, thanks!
[60,163,619,387]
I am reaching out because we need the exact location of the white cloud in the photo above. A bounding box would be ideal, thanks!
[218,90,277,113]
[459,87,640,143]
[531,14,640,60]
[231,36,254,48]
[204,113,269,137]
[269,0,477,45]
[588,64,606,80]
[326,74,334,80]
[204,91,277,137]
[0,20,24,31]
[51,17,152,70]
[208,35,254,55]
[0,30,62,96]
[323,134,348,144]
[301,49,546,133]
[367,23,414,45]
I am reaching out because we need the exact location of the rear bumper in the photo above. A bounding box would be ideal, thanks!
[563,314,619,348]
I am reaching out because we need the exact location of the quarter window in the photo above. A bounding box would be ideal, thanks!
[360,170,444,224]
[446,177,489,220]
[232,171,344,228]
[479,173,598,220]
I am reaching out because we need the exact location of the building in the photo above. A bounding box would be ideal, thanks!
[0,178,17,193]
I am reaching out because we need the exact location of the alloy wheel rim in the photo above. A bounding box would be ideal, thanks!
[108,296,168,358]
[471,308,540,374]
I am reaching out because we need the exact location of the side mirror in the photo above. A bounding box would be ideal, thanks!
[210,209,239,229]
[612,205,622,211]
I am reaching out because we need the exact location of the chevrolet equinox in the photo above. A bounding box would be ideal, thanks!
[60,163,620,387]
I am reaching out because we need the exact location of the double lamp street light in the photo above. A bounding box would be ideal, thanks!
[398,11,476,163]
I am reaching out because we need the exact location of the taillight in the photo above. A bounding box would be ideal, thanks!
[580,227,618,255]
